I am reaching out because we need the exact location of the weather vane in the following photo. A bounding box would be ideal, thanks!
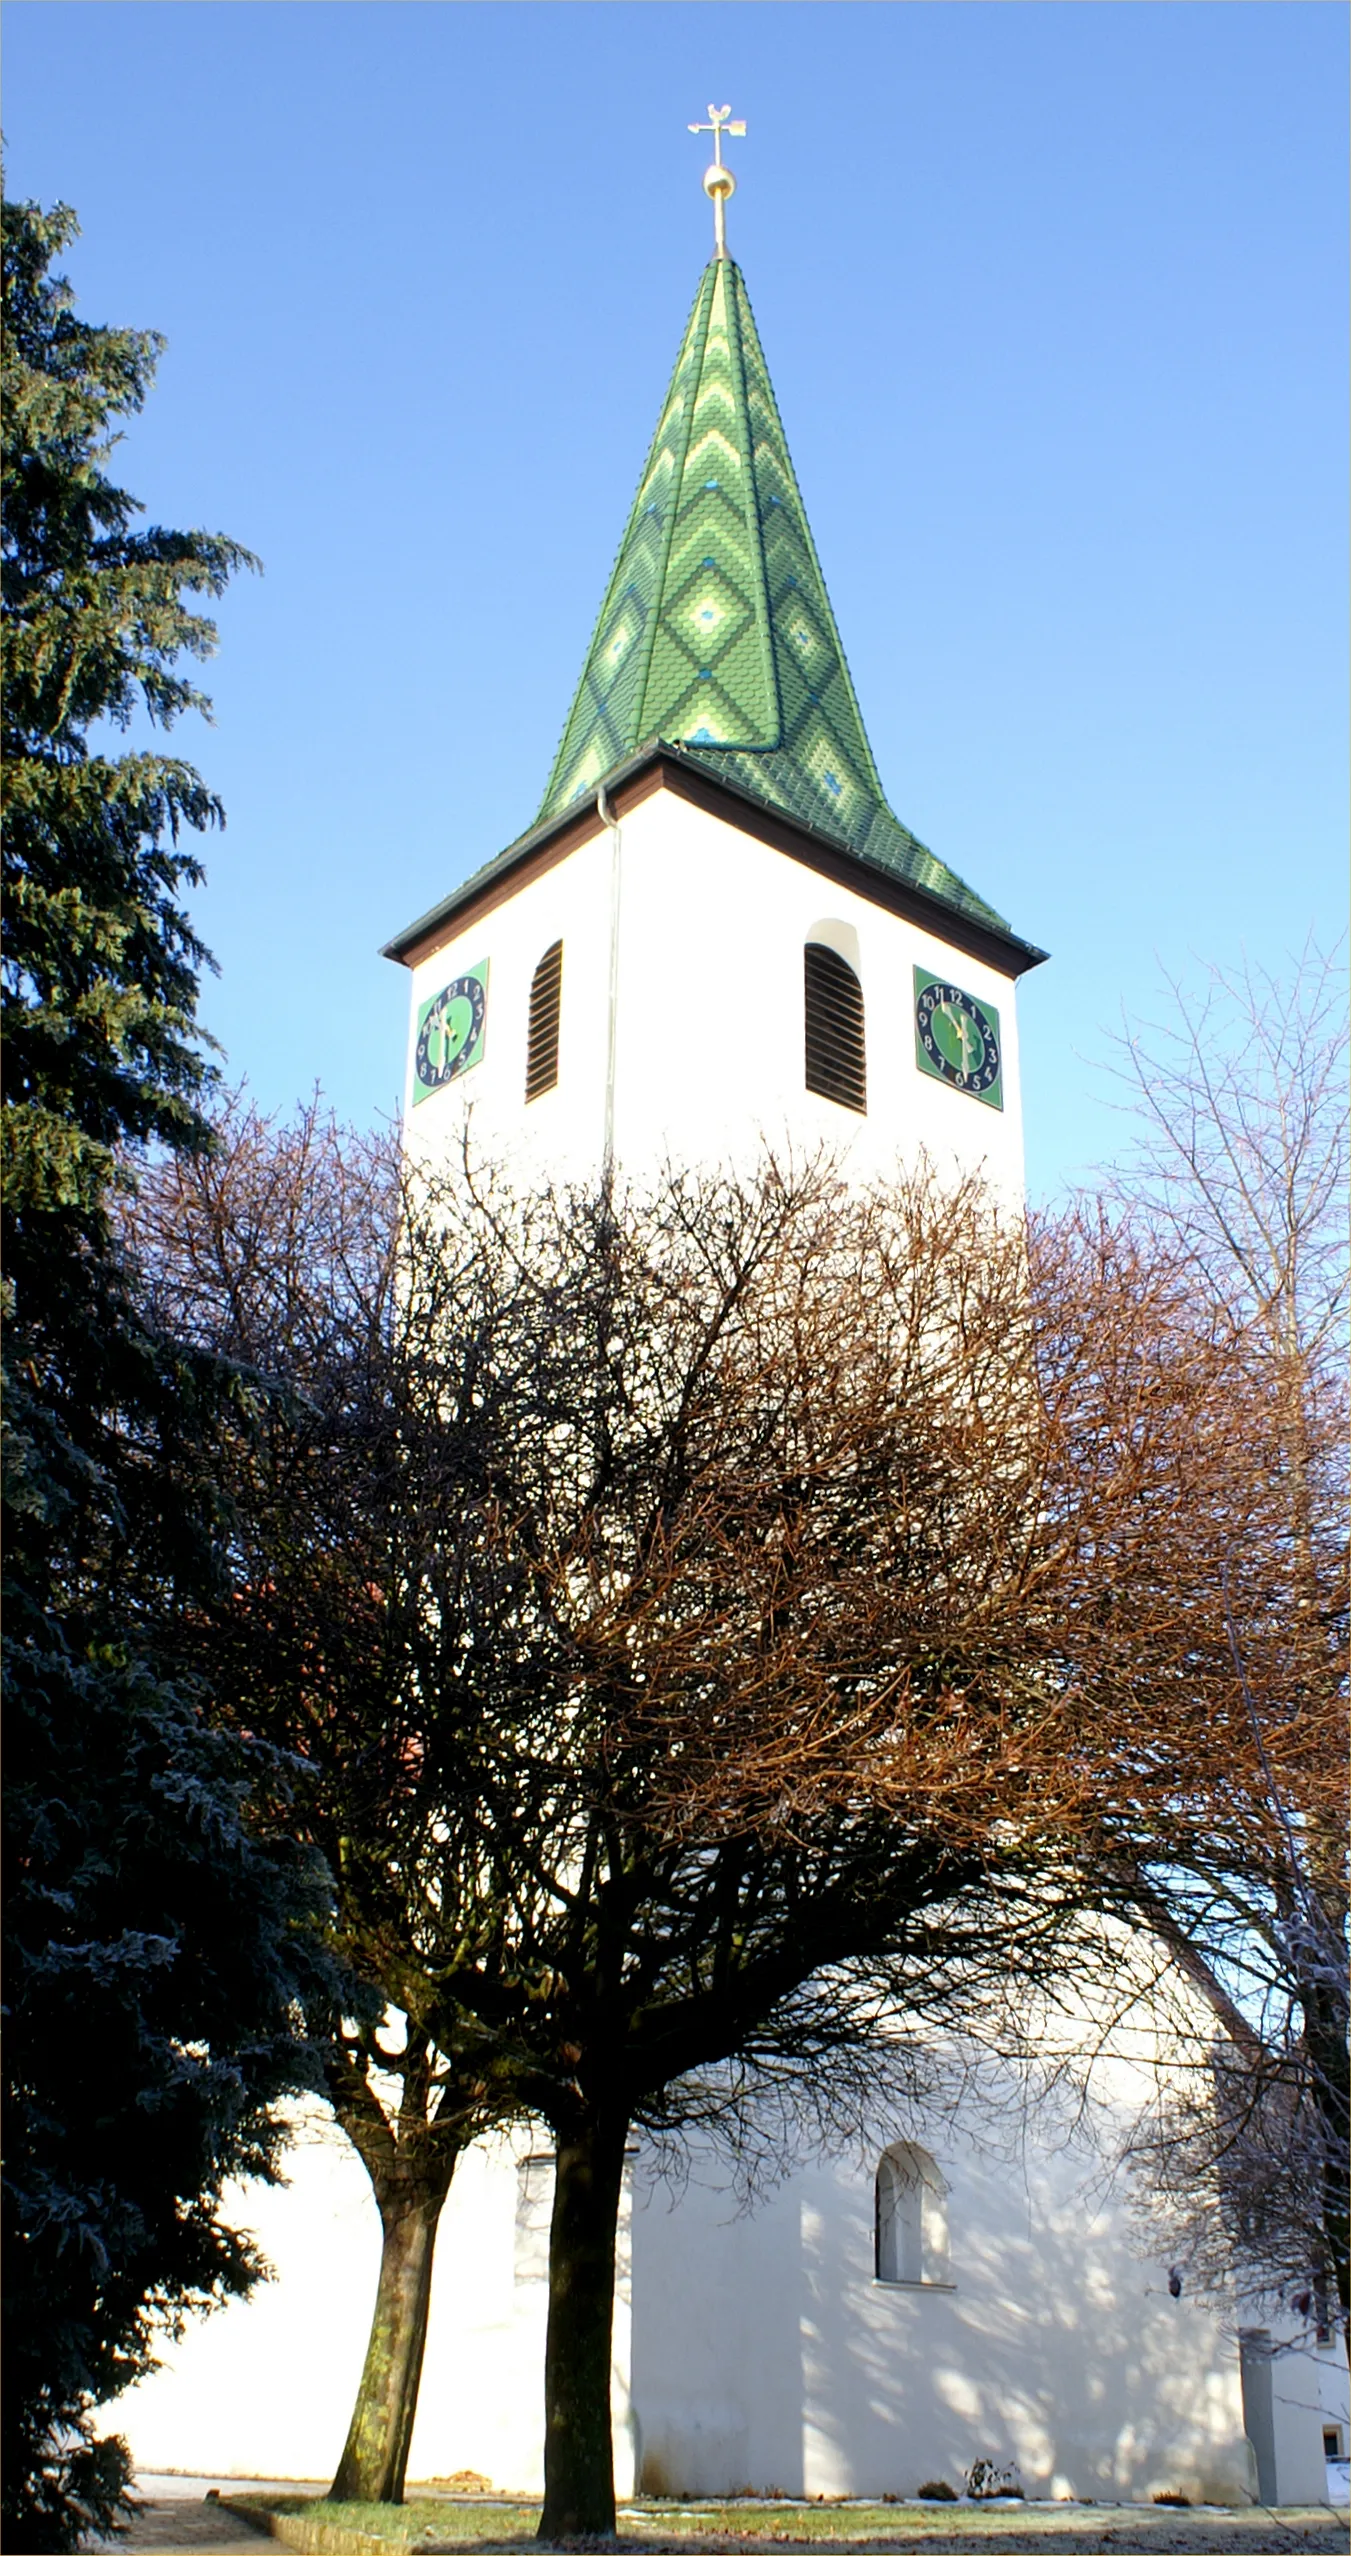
[687,104,746,259]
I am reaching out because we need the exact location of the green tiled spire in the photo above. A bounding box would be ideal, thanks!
[537,258,1004,931]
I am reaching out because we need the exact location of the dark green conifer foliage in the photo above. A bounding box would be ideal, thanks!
[2,193,332,2552]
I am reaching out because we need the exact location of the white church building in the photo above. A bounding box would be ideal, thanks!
[119,134,1346,2512]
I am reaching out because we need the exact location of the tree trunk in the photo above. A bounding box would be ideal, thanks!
[1307,1989,1351,2362]
[330,2173,448,2504]
[538,2109,630,2540]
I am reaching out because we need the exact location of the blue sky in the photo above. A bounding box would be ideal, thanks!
[6,0,1346,1200]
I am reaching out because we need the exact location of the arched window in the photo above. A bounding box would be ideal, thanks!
[804,942,866,1113]
[875,2142,950,2285]
[525,941,563,1101]
[514,2153,553,2283]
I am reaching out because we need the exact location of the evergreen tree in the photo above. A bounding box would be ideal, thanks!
[1,193,332,2552]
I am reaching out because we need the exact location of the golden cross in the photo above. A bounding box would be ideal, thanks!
[687,104,746,259]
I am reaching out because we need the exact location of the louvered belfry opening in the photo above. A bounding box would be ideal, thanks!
[804,942,866,1113]
[525,941,563,1101]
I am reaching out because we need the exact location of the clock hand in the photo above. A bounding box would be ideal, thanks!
[937,999,967,1068]
[947,1001,981,1074]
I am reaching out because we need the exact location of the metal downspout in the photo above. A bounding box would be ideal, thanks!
[597,783,622,1184]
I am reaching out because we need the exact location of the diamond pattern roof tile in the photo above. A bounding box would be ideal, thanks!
[537,257,1007,933]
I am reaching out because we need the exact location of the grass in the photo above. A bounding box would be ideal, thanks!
[634,2511,1035,2539]
[234,2498,542,2543]
[229,2492,1348,2548]
[235,2500,1036,2545]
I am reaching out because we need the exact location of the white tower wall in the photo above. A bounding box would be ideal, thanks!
[401,785,1026,1201]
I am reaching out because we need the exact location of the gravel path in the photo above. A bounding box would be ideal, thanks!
[91,2501,267,2552]
[81,2477,311,2553]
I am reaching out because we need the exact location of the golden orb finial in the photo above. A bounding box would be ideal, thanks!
[687,103,746,259]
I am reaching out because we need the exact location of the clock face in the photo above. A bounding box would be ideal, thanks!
[914,969,1003,1109]
[413,963,488,1104]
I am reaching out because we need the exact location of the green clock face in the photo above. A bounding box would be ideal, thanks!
[914,969,1003,1109]
[413,963,488,1103]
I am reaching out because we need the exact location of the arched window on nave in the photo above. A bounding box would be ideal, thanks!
[875,2141,950,2285]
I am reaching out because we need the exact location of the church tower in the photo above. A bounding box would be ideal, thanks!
[385,115,1045,1192]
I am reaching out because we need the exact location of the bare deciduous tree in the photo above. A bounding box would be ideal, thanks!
[126,1097,511,2504]
[127,1121,1110,2530]
[123,1007,1348,2530]
[1099,943,1349,2351]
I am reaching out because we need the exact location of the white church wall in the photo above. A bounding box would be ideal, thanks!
[1239,2323,1349,2508]
[1266,2342,1335,2508]
[115,2103,378,2484]
[404,2131,636,2496]
[983,1947,1345,2511]
[402,824,616,1192]
[1316,2345,1351,2499]
[400,787,1027,1204]
[112,2045,1336,2509]
[607,791,1026,1199]
[629,2118,1254,2507]
[114,2112,635,2496]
